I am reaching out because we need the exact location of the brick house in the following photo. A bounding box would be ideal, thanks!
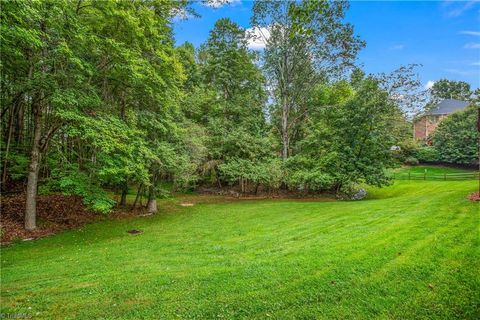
[413,99,469,141]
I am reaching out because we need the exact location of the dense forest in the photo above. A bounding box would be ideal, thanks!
[1,0,478,231]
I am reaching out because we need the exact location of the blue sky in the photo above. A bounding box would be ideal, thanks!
[173,0,480,90]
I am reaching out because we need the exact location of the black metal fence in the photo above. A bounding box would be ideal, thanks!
[391,172,479,181]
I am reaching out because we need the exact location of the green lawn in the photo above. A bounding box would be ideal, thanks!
[1,180,479,319]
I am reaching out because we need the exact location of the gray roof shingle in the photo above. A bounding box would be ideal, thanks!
[426,99,469,115]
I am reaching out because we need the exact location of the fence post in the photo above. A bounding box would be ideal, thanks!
[444,173,446,181]
[408,172,411,180]
[424,172,426,180]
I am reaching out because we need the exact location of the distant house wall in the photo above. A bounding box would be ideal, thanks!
[413,114,446,140]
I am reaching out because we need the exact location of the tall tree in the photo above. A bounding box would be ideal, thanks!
[430,79,472,101]
[294,75,397,194]
[1,0,190,227]
[196,18,272,188]
[1,1,102,229]
[251,0,364,160]
[432,105,478,165]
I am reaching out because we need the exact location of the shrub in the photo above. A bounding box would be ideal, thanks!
[416,147,440,162]
[1,152,29,181]
[57,173,115,214]
[404,157,419,165]
[218,159,254,185]
[218,158,284,192]
[395,140,420,162]
[432,105,478,164]
[337,183,367,200]
[286,169,335,192]
[255,159,283,190]
[45,165,115,214]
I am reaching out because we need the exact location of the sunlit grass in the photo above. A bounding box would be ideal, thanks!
[1,180,479,319]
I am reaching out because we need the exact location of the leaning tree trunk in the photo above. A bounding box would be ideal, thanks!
[131,183,143,209]
[25,106,43,230]
[1,103,15,185]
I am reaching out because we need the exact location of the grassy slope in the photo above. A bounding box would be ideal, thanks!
[1,181,479,319]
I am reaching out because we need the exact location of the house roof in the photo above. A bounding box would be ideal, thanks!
[425,99,469,115]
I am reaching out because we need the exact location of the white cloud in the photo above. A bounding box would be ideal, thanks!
[389,44,405,50]
[246,27,271,50]
[464,42,480,49]
[424,80,435,90]
[203,0,240,8]
[443,0,478,17]
[460,30,480,36]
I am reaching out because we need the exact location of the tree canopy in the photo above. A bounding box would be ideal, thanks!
[432,105,479,165]
[2,0,472,231]
[430,79,472,101]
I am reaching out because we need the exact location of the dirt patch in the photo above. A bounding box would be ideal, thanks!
[179,203,194,207]
[127,229,143,234]
[467,192,480,201]
[0,194,149,245]
[1,194,96,244]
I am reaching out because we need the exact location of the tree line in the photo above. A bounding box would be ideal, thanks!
[1,0,477,230]
[403,80,479,166]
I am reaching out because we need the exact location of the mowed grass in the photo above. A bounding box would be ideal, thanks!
[1,181,479,319]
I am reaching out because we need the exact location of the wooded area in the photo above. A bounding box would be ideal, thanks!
[1,0,478,231]
[1,2,479,318]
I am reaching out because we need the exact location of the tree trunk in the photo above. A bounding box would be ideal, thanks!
[15,99,25,144]
[132,183,143,209]
[146,185,157,213]
[140,187,145,207]
[119,180,128,206]
[1,105,15,185]
[281,100,289,160]
[25,106,43,230]
[25,20,48,231]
